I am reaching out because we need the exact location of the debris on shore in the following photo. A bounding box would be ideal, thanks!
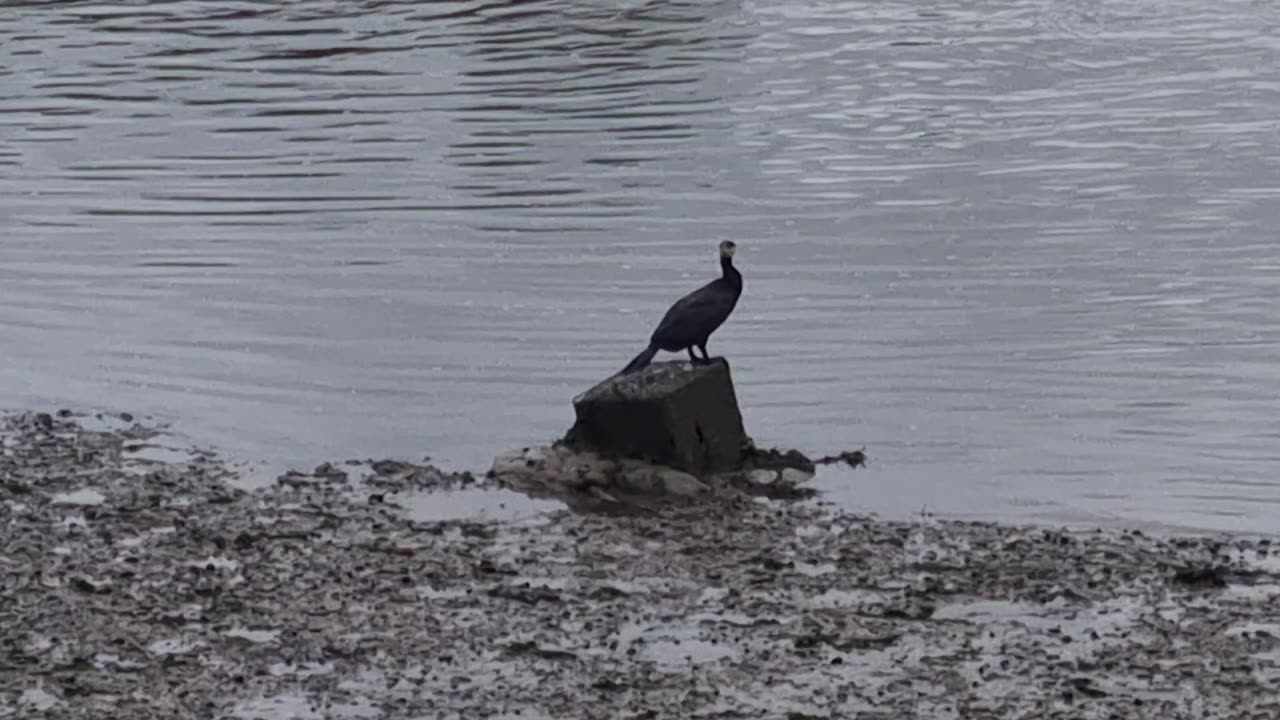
[2,411,1278,719]
[488,436,825,509]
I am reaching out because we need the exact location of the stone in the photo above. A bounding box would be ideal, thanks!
[563,359,747,476]
[490,447,562,492]
[489,445,709,500]
[653,468,709,497]
[779,468,813,486]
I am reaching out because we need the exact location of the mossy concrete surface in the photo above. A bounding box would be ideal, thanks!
[565,359,747,475]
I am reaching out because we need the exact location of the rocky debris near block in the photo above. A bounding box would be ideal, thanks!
[2,412,1279,720]
[491,444,711,502]
[487,434,863,508]
[488,440,829,509]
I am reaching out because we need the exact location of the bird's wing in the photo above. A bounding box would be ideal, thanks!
[654,281,715,322]
[652,280,736,340]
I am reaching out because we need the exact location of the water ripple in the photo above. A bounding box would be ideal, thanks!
[3,0,1280,532]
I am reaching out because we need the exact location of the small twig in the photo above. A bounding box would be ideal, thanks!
[813,448,867,469]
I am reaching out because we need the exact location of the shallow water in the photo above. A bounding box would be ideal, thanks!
[396,486,566,523]
[3,0,1280,533]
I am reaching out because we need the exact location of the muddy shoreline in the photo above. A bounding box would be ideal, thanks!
[2,412,1278,719]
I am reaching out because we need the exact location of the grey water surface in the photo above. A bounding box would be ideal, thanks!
[3,0,1280,533]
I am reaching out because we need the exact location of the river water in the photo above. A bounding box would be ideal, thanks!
[3,0,1279,533]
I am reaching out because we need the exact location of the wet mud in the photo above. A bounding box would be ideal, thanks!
[2,412,1278,719]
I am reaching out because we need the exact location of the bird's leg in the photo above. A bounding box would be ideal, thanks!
[697,344,711,362]
[686,347,702,364]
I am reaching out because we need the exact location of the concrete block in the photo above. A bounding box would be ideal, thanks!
[563,359,747,476]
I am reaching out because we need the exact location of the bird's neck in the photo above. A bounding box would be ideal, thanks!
[720,256,742,289]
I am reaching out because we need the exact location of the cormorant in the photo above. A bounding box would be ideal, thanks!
[620,240,743,374]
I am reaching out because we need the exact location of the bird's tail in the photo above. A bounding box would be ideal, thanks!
[620,345,658,375]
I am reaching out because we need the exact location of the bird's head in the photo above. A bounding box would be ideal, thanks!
[719,240,737,259]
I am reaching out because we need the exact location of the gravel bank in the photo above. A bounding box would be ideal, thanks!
[1,412,1277,719]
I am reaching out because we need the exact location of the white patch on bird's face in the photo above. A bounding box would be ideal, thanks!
[720,242,736,259]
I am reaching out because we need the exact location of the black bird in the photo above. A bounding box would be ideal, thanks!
[620,241,743,374]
